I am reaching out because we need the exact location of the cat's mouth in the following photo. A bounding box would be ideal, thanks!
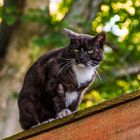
[77,63,86,68]
[74,59,88,68]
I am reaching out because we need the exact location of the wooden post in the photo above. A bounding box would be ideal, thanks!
[3,90,140,140]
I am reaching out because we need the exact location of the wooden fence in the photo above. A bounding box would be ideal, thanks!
[3,90,140,140]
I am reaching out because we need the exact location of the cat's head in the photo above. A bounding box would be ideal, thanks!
[64,28,106,68]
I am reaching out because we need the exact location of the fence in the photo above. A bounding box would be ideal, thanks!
[4,90,140,140]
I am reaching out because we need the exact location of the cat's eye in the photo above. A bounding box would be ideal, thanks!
[87,50,93,54]
[73,49,79,52]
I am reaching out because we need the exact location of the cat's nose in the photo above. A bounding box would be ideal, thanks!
[79,55,86,61]
[76,57,86,64]
[79,57,84,62]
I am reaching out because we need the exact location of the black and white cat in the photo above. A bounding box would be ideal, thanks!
[18,28,106,130]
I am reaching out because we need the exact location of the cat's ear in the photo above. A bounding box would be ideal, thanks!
[93,32,106,47]
[64,28,79,39]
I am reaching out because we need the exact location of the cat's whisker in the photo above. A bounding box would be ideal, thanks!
[87,62,93,69]
[56,57,71,61]
[91,61,100,67]
[90,62,97,67]
[95,70,103,84]
[57,58,72,66]
[98,65,108,69]
[58,61,71,67]
[90,61,96,64]
[64,63,71,72]
[64,61,73,71]
[57,63,71,76]
[62,63,72,73]
[57,64,68,76]
[91,61,99,65]
[57,58,73,75]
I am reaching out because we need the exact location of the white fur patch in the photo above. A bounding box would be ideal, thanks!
[66,91,78,107]
[73,64,95,86]
[77,63,86,68]
[57,109,72,118]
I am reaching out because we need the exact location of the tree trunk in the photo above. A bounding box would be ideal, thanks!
[0,0,24,59]
[0,0,49,138]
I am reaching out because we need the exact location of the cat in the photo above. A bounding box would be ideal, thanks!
[18,28,106,130]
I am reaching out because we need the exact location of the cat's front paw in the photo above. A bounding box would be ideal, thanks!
[57,109,72,118]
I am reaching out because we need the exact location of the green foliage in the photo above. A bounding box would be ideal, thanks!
[22,8,51,24]
[11,91,19,99]
[32,32,68,48]
[20,0,140,108]
[58,0,73,11]
[0,5,20,25]
[21,6,70,48]
[91,2,139,83]
[1,0,140,108]
[92,0,140,64]
[82,0,140,108]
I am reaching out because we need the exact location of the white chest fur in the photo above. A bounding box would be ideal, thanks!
[66,91,78,107]
[72,65,95,86]
[65,65,95,107]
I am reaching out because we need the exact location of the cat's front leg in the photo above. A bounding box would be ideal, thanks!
[53,84,72,118]
[68,91,84,112]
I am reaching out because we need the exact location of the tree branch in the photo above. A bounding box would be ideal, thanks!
[86,64,140,92]
[105,41,120,53]
[0,0,25,58]
[114,64,140,78]
[63,0,104,32]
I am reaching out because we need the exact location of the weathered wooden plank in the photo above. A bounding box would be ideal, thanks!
[3,90,140,140]
[29,94,140,140]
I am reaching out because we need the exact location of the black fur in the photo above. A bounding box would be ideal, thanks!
[18,29,106,130]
